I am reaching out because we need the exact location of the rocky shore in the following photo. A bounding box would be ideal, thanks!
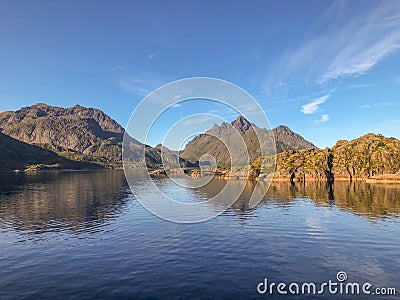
[148,166,400,184]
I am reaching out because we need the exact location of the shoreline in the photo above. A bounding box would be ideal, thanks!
[3,167,400,184]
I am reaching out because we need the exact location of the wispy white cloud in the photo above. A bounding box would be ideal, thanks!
[117,71,170,96]
[148,54,157,59]
[182,115,216,126]
[262,1,400,92]
[343,82,376,90]
[315,114,330,123]
[358,102,396,109]
[107,65,125,72]
[321,2,400,82]
[301,95,329,114]
[118,76,151,95]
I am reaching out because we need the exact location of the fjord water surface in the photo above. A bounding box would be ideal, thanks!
[0,170,399,299]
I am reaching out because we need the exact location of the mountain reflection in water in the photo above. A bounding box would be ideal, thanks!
[0,170,399,237]
[0,170,399,300]
[0,170,131,235]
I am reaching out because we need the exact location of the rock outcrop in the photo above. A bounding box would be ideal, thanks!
[256,133,400,182]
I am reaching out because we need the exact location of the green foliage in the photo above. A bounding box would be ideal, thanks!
[263,133,400,180]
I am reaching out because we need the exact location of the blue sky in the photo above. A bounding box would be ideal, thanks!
[0,0,400,148]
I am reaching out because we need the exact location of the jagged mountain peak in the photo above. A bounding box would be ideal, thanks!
[232,115,253,129]
[180,115,316,167]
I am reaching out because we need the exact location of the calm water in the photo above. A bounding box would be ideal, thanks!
[0,170,399,299]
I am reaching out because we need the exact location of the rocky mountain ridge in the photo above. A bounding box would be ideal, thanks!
[252,133,400,182]
[180,115,315,167]
[0,103,162,168]
[2,103,398,182]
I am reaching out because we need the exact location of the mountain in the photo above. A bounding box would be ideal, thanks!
[0,132,99,170]
[180,116,315,167]
[0,103,161,168]
[2,104,397,181]
[272,125,316,151]
[257,133,400,181]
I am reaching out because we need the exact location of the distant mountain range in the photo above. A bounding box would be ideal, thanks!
[180,116,315,167]
[0,103,162,169]
[1,103,398,182]
[0,103,316,170]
